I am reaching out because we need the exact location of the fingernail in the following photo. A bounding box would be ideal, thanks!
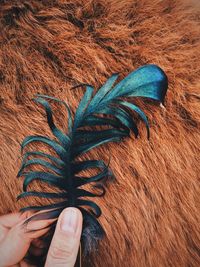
[61,208,79,234]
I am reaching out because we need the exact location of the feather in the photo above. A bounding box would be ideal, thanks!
[17,64,168,263]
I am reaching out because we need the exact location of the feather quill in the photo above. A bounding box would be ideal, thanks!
[17,64,168,264]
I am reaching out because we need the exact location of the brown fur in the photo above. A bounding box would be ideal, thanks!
[0,0,200,266]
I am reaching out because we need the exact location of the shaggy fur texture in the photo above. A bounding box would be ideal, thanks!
[0,0,200,266]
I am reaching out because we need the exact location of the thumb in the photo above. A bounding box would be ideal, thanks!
[45,208,83,267]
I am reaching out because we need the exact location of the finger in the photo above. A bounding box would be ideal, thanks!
[45,208,82,267]
[24,226,51,239]
[20,260,36,267]
[0,224,9,242]
[0,212,30,228]
[31,238,45,249]
[20,261,29,267]
[29,245,44,257]
[0,218,52,266]
[0,212,32,243]
[25,218,56,232]
[29,237,46,258]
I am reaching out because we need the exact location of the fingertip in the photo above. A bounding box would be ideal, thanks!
[59,208,83,235]
[60,208,82,221]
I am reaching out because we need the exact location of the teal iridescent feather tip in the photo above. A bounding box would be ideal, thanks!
[17,64,168,264]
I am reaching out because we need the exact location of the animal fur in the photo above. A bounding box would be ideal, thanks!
[0,0,199,266]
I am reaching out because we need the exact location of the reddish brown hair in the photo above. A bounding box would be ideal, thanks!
[0,0,199,266]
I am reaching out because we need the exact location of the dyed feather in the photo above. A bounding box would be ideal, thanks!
[17,64,168,263]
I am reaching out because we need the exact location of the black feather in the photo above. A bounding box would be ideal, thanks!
[17,64,168,264]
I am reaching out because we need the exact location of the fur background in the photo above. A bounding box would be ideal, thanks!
[0,0,200,266]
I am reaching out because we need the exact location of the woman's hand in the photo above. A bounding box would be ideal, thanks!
[0,208,83,267]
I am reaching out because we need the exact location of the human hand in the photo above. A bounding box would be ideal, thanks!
[0,208,82,267]
[0,211,52,266]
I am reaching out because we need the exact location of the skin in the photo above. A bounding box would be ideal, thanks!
[0,208,83,267]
